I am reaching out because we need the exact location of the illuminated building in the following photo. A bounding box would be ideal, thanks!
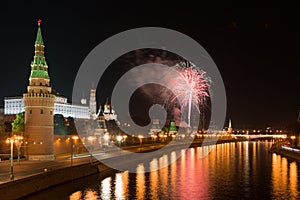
[4,96,89,119]
[228,118,233,134]
[169,120,177,135]
[89,89,97,117]
[22,20,55,160]
[149,119,161,135]
[101,98,117,121]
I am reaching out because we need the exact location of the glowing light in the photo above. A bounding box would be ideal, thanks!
[291,136,296,140]
[72,135,79,140]
[116,135,122,142]
[88,136,96,142]
[104,134,109,141]
[138,135,144,139]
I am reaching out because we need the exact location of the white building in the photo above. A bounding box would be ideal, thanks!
[4,96,89,119]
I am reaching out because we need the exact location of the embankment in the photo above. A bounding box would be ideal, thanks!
[0,162,116,200]
[270,142,300,161]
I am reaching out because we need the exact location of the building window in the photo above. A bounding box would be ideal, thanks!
[30,109,32,114]
[40,89,43,93]
[50,110,53,115]
[41,109,43,114]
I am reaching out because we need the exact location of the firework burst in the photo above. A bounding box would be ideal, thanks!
[170,61,210,127]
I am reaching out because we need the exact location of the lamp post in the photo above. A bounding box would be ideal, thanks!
[291,135,296,147]
[14,136,23,165]
[122,135,128,146]
[138,135,143,151]
[88,136,96,163]
[103,134,109,149]
[9,138,14,181]
[116,135,122,147]
[71,135,79,166]
[6,138,14,181]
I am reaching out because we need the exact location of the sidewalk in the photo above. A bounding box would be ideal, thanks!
[0,153,90,184]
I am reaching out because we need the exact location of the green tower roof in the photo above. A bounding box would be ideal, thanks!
[30,19,49,79]
[169,120,177,132]
[35,19,44,45]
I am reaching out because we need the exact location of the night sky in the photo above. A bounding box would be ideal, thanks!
[0,2,299,129]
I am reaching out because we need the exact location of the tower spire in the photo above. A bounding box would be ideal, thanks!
[30,19,49,79]
[228,118,233,134]
[35,19,44,45]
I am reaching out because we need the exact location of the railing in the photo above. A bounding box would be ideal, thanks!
[281,146,300,153]
[231,134,287,139]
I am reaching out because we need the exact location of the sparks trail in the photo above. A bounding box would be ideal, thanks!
[170,61,210,127]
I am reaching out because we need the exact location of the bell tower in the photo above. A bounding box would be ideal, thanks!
[23,20,56,160]
[228,118,233,134]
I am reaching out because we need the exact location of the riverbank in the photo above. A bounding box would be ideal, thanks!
[0,161,117,200]
[270,142,300,161]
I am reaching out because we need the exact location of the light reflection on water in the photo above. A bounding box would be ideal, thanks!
[69,141,300,199]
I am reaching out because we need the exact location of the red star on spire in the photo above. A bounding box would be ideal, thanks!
[38,19,42,26]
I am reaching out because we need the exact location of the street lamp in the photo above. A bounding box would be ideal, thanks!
[6,135,24,181]
[291,135,296,147]
[116,135,122,147]
[70,135,79,166]
[103,134,109,148]
[122,135,128,146]
[6,138,14,181]
[138,135,143,151]
[88,136,96,163]
[13,135,23,165]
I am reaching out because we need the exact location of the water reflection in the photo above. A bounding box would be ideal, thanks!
[69,191,82,200]
[150,159,159,200]
[68,141,300,199]
[114,171,128,199]
[84,190,99,200]
[101,177,111,200]
[272,153,299,199]
[136,164,145,200]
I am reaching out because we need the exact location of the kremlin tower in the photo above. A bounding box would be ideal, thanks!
[227,119,233,134]
[103,98,111,114]
[89,89,97,115]
[23,20,56,160]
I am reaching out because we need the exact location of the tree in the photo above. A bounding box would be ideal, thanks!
[12,112,24,133]
[11,112,25,165]
[54,114,68,135]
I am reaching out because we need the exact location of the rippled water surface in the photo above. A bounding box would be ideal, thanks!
[33,141,300,199]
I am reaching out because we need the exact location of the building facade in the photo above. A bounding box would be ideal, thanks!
[4,96,89,119]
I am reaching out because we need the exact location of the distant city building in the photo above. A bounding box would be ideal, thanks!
[149,119,161,135]
[101,98,117,121]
